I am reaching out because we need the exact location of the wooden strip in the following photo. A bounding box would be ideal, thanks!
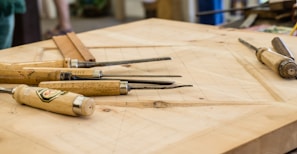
[66,32,96,62]
[52,32,96,62]
[52,35,85,61]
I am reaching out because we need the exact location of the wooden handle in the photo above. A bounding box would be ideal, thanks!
[0,69,62,85]
[38,80,128,96]
[0,60,65,70]
[23,67,101,77]
[12,85,95,116]
[256,47,297,78]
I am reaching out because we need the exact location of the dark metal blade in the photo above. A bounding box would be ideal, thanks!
[70,76,175,85]
[129,84,193,90]
[77,57,171,68]
[102,74,182,78]
[0,87,13,94]
[238,38,258,51]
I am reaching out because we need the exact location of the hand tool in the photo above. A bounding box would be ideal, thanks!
[38,80,193,96]
[271,37,295,60]
[0,69,175,85]
[0,57,171,69]
[0,69,67,85]
[23,67,182,78]
[67,56,171,68]
[238,38,297,78]
[0,60,63,70]
[0,85,95,116]
[70,76,174,85]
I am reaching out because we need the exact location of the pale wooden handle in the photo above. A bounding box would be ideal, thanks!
[38,80,125,96]
[0,60,65,70]
[23,67,101,77]
[13,85,95,116]
[257,47,297,78]
[0,69,62,85]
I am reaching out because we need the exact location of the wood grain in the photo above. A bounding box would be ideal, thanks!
[53,32,96,62]
[0,19,297,153]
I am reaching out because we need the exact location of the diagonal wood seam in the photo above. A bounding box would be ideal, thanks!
[228,44,286,102]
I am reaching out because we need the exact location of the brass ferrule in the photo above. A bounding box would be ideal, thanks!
[119,81,129,95]
[72,95,85,115]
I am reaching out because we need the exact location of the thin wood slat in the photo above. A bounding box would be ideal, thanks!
[53,32,96,62]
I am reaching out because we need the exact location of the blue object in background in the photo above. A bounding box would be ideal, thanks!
[198,0,224,25]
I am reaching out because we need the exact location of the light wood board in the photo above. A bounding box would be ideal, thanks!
[1,19,297,153]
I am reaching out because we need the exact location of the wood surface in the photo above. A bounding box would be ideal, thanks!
[1,19,297,153]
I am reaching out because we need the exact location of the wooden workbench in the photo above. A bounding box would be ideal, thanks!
[1,18,297,154]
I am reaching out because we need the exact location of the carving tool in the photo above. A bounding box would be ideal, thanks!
[23,67,182,78]
[238,38,297,78]
[68,57,171,68]
[271,37,295,60]
[0,57,171,69]
[0,85,95,116]
[70,76,175,85]
[0,69,66,85]
[0,69,175,85]
[38,80,193,96]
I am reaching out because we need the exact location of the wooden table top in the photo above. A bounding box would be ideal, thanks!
[1,18,297,154]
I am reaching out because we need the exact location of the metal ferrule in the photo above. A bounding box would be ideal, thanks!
[70,59,79,68]
[72,95,85,115]
[278,59,297,78]
[93,70,103,78]
[256,47,267,64]
[60,72,72,80]
[119,81,129,95]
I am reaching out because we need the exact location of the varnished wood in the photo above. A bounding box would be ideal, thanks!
[23,67,101,77]
[39,80,122,96]
[0,69,62,85]
[0,60,65,70]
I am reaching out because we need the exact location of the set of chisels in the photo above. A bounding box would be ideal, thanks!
[1,32,294,117]
[0,32,192,117]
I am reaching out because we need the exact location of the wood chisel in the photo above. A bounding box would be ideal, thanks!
[238,38,297,78]
[271,37,295,60]
[38,80,193,96]
[0,69,175,85]
[0,56,171,69]
[23,67,182,78]
[0,85,95,116]
[0,69,66,85]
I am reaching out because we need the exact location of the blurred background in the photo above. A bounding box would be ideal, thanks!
[12,0,297,47]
